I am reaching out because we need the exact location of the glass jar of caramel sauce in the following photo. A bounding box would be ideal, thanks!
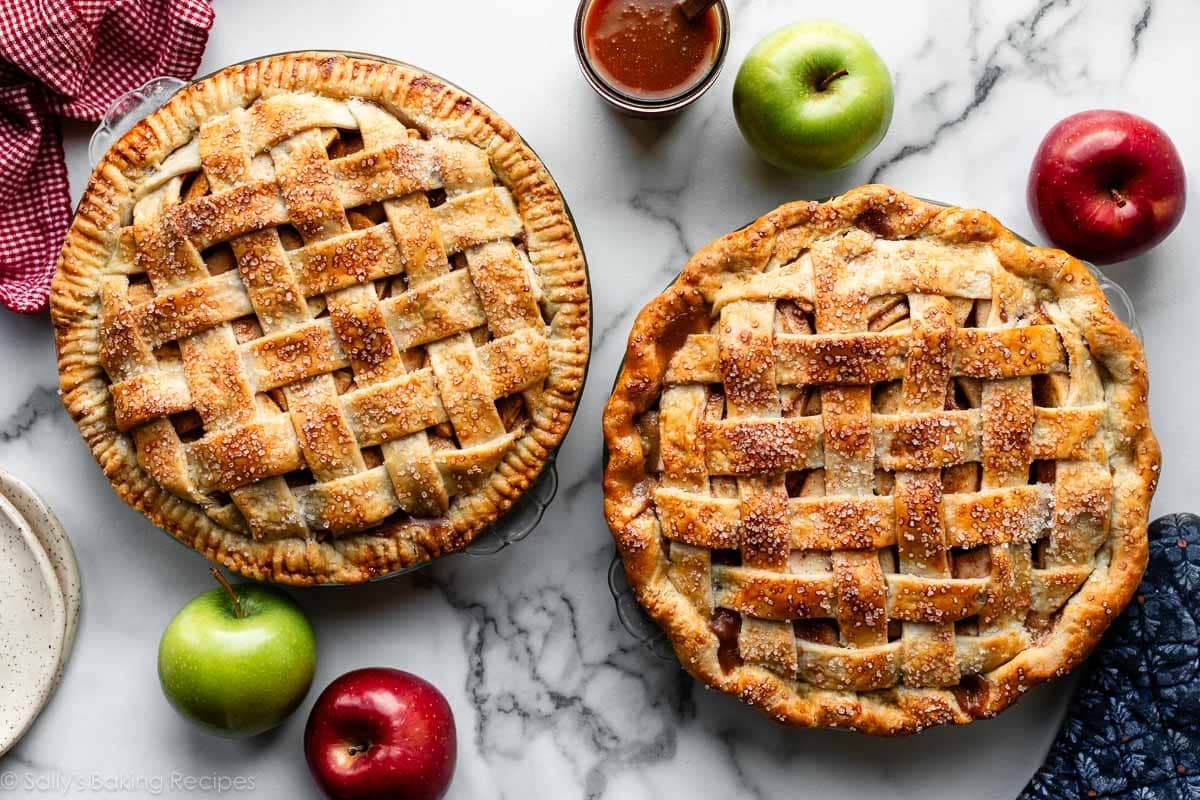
[575,0,729,117]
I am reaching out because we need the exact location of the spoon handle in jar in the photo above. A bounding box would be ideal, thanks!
[677,0,717,22]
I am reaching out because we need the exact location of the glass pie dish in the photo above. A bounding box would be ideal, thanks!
[83,53,591,583]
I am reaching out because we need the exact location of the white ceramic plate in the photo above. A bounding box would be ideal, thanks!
[0,470,81,666]
[0,490,68,757]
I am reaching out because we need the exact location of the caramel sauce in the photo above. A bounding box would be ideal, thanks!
[584,0,718,100]
[709,607,744,672]
[950,673,991,717]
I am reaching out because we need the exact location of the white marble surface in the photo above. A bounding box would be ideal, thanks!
[1,0,1196,797]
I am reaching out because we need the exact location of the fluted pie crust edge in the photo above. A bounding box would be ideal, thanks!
[51,53,590,584]
[602,185,1159,733]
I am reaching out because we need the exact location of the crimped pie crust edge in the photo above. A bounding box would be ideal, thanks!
[51,53,591,584]
[602,184,1159,733]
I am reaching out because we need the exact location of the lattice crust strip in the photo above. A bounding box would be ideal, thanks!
[604,187,1158,731]
[95,94,551,541]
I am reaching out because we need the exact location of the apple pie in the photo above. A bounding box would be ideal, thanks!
[52,53,590,584]
[603,185,1159,732]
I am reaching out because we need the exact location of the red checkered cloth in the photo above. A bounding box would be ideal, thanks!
[0,0,214,314]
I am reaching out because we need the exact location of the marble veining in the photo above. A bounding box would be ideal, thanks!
[871,0,1156,183]
[0,387,61,444]
[0,0,1195,797]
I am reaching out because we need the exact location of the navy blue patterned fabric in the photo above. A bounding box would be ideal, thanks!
[1021,513,1200,799]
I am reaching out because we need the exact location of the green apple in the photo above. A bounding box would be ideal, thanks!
[733,21,894,171]
[158,570,316,737]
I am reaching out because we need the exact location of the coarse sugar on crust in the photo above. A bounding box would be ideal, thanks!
[603,185,1158,733]
[53,53,590,584]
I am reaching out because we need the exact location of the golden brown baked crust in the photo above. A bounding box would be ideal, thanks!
[602,185,1158,734]
[52,53,590,584]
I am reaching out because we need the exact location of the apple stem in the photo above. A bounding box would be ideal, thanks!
[211,567,246,620]
[1109,187,1128,208]
[817,69,849,92]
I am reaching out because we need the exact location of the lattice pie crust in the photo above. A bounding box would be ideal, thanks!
[53,54,589,584]
[603,186,1158,733]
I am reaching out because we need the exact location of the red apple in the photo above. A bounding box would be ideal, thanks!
[304,668,456,800]
[1028,109,1185,264]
